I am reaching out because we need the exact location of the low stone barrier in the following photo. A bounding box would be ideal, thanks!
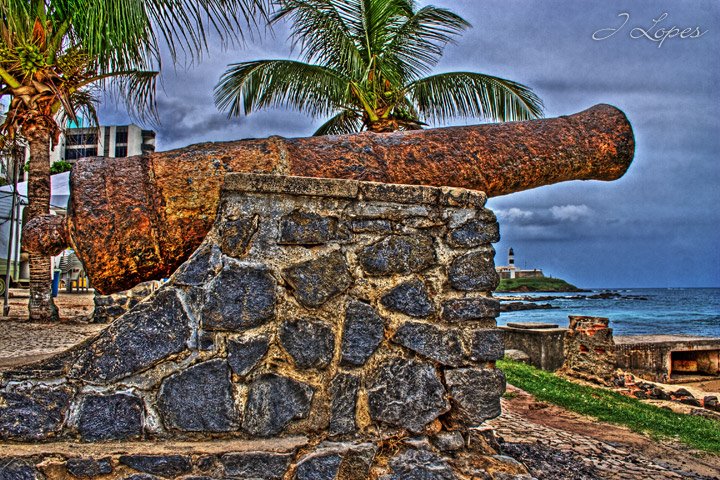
[0,174,523,479]
[558,316,616,385]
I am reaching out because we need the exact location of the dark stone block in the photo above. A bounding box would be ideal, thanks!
[296,453,342,480]
[66,457,114,477]
[195,456,217,472]
[447,217,499,248]
[387,449,456,480]
[445,368,505,425]
[280,318,335,369]
[157,359,238,432]
[392,322,463,366]
[448,250,499,291]
[220,214,259,257]
[296,444,377,480]
[72,288,191,383]
[220,452,293,479]
[119,455,192,478]
[329,373,359,435]
[334,444,377,480]
[350,219,393,233]
[358,235,436,276]
[174,245,222,286]
[242,374,314,437]
[468,329,504,362]
[441,297,499,322]
[367,358,449,432]
[120,475,159,480]
[202,263,276,331]
[380,280,434,318]
[341,301,385,367]
[227,334,270,376]
[0,459,38,480]
[279,210,343,245]
[0,385,72,441]
[78,393,144,441]
[432,431,465,452]
[282,251,352,308]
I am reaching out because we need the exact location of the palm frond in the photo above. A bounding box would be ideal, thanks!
[313,109,363,135]
[407,71,544,125]
[379,5,469,82]
[91,69,160,123]
[214,59,350,118]
[57,88,100,128]
[274,0,366,78]
[112,0,268,63]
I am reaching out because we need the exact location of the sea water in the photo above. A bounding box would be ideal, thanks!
[496,288,720,337]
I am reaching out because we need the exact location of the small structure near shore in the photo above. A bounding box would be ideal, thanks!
[502,318,720,387]
[558,316,616,385]
[501,322,566,371]
[615,335,720,384]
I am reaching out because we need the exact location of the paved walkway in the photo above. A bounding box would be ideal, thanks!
[0,321,104,369]
[488,387,720,479]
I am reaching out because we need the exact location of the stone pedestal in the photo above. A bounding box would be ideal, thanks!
[0,174,524,479]
[558,316,616,385]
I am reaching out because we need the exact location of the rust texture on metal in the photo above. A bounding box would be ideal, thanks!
[25,104,634,294]
[22,214,68,257]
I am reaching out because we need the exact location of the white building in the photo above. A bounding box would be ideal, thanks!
[496,247,545,279]
[50,123,156,163]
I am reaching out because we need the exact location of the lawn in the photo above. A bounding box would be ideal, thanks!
[498,359,720,453]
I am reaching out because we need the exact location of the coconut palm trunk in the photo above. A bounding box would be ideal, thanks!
[2,0,268,321]
[26,127,58,321]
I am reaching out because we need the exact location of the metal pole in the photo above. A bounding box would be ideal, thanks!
[3,147,20,316]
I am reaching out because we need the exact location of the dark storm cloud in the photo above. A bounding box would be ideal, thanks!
[95,1,719,287]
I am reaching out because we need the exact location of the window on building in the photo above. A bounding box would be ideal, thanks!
[114,145,128,157]
[65,147,98,160]
[115,129,128,144]
[66,133,97,146]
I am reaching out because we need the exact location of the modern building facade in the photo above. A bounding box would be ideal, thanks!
[50,124,156,163]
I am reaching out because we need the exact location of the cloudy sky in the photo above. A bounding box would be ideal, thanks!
[98,0,719,288]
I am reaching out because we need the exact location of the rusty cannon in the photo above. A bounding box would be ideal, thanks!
[24,104,634,294]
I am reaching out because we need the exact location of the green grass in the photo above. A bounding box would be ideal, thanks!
[498,359,720,453]
[496,277,581,292]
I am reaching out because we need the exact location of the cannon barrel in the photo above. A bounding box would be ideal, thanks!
[24,104,634,294]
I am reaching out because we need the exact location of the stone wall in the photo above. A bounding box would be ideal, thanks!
[0,174,522,479]
[558,316,616,385]
[501,322,567,371]
[92,281,161,323]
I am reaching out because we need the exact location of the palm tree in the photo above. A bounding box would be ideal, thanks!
[0,0,267,321]
[215,0,543,135]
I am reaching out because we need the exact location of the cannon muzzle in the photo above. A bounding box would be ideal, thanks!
[24,104,634,294]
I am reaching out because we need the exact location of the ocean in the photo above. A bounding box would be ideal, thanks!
[496,288,720,337]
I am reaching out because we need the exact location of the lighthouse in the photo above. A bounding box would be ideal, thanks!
[508,247,516,279]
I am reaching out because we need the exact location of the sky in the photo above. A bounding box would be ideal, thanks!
[97,0,720,288]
